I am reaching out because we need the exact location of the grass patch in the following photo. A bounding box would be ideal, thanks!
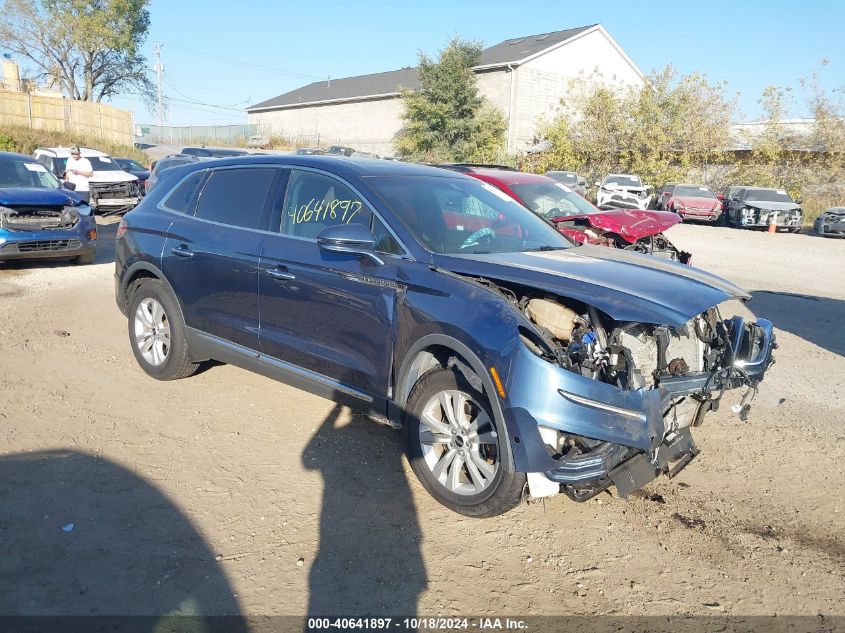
[0,125,147,163]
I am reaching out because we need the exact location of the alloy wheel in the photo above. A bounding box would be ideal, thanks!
[418,390,500,495]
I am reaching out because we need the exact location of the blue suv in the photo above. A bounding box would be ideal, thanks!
[115,156,775,517]
[0,152,97,264]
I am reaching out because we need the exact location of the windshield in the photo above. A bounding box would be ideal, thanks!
[510,182,599,218]
[745,188,794,203]
[369,175,573,254]
[0,158,63,189]
[117,159,145,171]
[57,155,122,172]
[674,185,715,198]
[546,171,577,185]
[605,175,642,187]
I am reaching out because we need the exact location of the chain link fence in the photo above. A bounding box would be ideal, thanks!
[136,123,260,147]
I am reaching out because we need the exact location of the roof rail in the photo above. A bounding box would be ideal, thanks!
[437,163,517,172]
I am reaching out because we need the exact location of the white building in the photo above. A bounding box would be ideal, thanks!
[247,24,644,155]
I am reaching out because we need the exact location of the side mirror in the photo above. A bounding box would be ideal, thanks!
[63,181,77,191]
[577,178,586,186]
[317,223,384,265]
[795,198,802,204]
[731,196,740,201]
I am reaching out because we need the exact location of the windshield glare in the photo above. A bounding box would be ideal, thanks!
[511,182,599,218]
[746,189,794,203]
[369,175,572,254]
[674,185,715,198]
[605,175,642,187]
[0,159,62,189]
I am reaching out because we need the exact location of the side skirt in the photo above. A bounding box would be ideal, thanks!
[186,327,390,419]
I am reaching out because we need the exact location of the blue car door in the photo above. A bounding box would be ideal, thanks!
[258,168,406,399]
[162,166,279,351]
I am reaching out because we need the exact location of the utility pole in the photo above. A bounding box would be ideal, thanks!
[154,44,164,139]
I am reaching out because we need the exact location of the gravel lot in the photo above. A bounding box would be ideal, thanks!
[0,221,843,621]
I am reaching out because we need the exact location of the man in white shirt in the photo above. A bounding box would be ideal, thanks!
[63,146,94,203]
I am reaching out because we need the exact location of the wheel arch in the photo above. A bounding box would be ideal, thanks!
[393,333,516,471]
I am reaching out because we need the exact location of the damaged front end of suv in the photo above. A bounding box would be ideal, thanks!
[443,248,776,503]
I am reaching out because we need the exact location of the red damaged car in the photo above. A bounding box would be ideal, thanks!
[440,165,691,264]
[665,183,723,223]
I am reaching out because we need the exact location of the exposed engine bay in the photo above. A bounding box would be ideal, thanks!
[0,206,80,232]
[473,277,773,502]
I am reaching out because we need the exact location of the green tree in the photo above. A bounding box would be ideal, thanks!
[529,66,735,190]
[0,0,155,103]
[394,37,507,162]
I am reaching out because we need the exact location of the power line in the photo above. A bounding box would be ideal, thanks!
[162,75,248,112]
[159,42,322,80]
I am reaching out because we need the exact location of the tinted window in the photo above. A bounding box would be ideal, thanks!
[155,158,193,175]
[162,171,206,214]
[280,170,371,239]
[195,168,275,229]
[546,171,577,185]
[605,175,642,187]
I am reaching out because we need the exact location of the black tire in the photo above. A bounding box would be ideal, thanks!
[403,368,525,518]
[75,250,96,265]
[127,278,198,380]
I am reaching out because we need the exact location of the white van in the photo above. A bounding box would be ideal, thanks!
[33,146,142,215]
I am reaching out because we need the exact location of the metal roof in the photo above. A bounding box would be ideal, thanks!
[248,25,596,112]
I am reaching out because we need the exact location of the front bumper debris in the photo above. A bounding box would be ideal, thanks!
[506,316,775,498]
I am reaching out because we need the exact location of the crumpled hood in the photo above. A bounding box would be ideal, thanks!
[744,200,801,212]
[554,208,680,243]
[0,187,81,207]
[91,171,138,183]
[675,196,721,208]
[435,246,750,327]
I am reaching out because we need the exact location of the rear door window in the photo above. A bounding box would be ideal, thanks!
[194,168,276,230]
[280,170,371,239]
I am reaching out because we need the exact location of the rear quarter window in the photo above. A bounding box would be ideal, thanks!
[161,171,206,214]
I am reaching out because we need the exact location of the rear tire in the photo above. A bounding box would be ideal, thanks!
[127,278,198,380]
[404,368,525,517]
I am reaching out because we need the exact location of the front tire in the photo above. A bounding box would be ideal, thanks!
[127,278,198,380]
[404,368,525,517]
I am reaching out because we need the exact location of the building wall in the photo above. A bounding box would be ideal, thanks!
[510,28,644,149]
[248,28,643,155]
[248,97,405,156]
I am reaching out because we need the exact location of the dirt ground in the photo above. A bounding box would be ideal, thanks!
[0,220,843,621]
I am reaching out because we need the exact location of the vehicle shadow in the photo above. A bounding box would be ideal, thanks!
[303,404,427,617]
[0,449,247,628]
[749,290,845,356]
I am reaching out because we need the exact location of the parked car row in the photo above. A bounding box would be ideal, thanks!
[114,154,776,516]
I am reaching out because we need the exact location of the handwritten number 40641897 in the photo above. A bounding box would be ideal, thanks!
[289,198,362,225]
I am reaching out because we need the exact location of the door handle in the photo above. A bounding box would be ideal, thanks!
[265,267,295,280]
[171,245,194,258]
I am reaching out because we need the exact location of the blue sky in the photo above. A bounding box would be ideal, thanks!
[113,0,845,126]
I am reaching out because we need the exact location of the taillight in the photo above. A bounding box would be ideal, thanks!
[116,218,128,239]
